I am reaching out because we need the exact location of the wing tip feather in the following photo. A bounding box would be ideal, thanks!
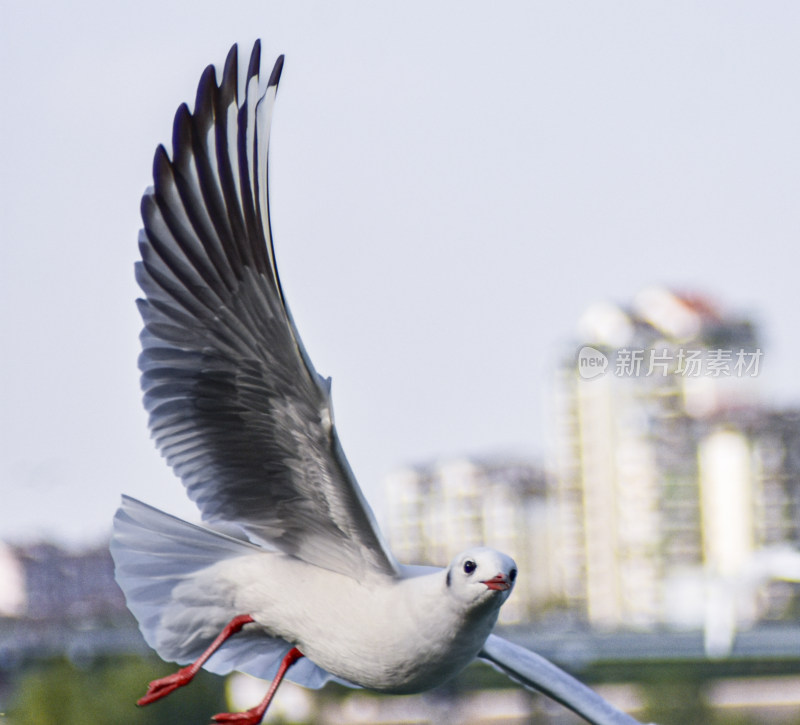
[248,39,261,82]
[268,55,285,89]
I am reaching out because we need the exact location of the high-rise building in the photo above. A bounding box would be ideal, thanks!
[383,458,557,624]
[550,286,800,630]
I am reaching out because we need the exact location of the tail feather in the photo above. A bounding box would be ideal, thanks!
[111,496,258,658]
[110,495,340,689]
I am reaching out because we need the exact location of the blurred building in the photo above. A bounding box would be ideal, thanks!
[0,543,26,618]
[550,286,800,630]
[383,458,558,624]
[0,542,127,622]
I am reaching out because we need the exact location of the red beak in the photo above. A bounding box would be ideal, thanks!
[482,573,511,591]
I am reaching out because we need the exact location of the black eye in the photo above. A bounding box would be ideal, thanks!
[463,560,477,575]
[509,568,518,582]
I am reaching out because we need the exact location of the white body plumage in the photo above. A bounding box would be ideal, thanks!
[114,496,514,695]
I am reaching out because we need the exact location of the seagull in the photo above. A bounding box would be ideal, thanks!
[110,40,646,725]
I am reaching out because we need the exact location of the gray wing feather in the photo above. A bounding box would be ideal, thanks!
[136,41,398,579]
[478,634,648,725]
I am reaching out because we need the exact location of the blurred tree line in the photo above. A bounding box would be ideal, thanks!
[6,655,225,725]
[4,654,799,724]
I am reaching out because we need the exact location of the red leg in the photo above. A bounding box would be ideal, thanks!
[138,614,255,706]
[212,647,304,724]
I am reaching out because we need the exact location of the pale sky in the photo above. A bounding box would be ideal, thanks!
[3,1,800,545]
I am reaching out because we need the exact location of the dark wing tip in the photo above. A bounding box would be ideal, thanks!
[268,55,285,89]
[247,39,284,88]
[247,39,261,82]
[171,103,193,164]
[220,44,239,105]
[194,65,218,118]
[224,43,239,73]
[151,143,172,182]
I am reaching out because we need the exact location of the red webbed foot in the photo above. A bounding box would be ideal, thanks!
[211,706,266,724]
[211,647,304,725]
[137,665,196,705]
[136,615,256,708]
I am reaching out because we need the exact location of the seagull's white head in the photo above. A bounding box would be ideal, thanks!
[445,547,517,610]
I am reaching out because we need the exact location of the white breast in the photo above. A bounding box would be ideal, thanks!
[198,551,501,693]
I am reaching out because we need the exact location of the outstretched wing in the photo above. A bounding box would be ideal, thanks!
[136,41,398,579]
[478,635,647,725]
